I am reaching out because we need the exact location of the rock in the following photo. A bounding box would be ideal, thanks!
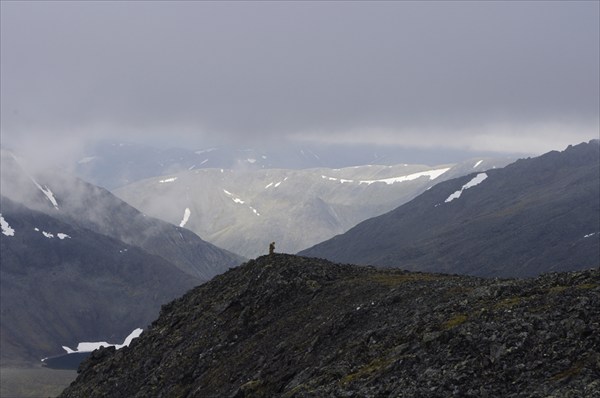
[59,255,600,398]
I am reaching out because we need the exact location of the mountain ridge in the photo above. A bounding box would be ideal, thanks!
[59,254,600,397]
[114,157,512,258]
[300,140,600,277]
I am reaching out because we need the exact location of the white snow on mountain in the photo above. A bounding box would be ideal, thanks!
[159,177,178,183]
[445,173,488,203]
[321,168,451,186]
[270,177,289,188]
[473,160,483,168]
[223,190,260,216]
[321,176,353,183]
[584,232,598,238]
[179,208,191,227]
[29,227,71,239]
[1,214,15,236]
[360,168,451,185]
[31,180,59,209]
[60,328,143,354]
[223,189,244,204]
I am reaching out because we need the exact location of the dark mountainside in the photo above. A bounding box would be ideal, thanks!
[0,149,244,280]
[0,149,243,365]
[0,197,200,364]
[300,141,600,278]
[61,255,599,398]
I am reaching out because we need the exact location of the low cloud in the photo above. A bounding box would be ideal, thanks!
[1,1,598,160]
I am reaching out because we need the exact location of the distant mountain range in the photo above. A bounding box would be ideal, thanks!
[0,149,242,365]
[74,141,515,189]
[114,157,512,258]
[59,254,600,398]
[300,140,600,277]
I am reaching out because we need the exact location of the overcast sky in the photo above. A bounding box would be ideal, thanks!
[1,1,598,159]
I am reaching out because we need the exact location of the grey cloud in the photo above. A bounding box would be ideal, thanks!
[1,1,598,154]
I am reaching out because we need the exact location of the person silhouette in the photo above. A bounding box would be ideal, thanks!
[269,242,275,255]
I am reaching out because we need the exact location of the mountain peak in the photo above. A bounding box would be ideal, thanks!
[60,255,599,397]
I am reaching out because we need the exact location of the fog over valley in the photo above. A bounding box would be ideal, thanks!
[0,2,598,397]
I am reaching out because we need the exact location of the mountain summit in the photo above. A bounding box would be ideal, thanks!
[60,254,599,397]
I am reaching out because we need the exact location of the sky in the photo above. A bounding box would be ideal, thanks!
[1,1,599,161]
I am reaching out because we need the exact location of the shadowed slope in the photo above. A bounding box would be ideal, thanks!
[60,254,599,397]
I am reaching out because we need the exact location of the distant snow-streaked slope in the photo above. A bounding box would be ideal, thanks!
[0,196,199,365]
[0,149,244,280]
[300,141,600,278]
[75,141,517,189]
[114,159,511,258]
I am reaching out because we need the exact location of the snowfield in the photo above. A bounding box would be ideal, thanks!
[445,173,488,203]
[1,214,15,236]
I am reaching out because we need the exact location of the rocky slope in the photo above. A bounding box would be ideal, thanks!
[301,141,600,278]
[60,254,599,397]
[0,197,200,364]
[114,158,511,258]
[0,148,242,366]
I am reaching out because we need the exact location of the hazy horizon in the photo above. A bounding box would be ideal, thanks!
[1,1,598,166]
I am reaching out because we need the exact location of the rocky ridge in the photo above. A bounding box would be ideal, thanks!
[60,254,599,397]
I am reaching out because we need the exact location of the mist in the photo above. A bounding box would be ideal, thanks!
[1,1,598,167]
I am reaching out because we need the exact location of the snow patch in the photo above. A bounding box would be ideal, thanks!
[584,232,598,238]
[321,168,451,186]
[179,208,191,227]
[159,177,178,183]
[61,328,143,354]
[31,180,59,209]
[57,233,71,240]
[445,173,488,203]
[265,182,274,189]
[42,231,54,238]
[247,158,256,164]
[473,160,483,168]
[223,189,245,204]
[223,190,260,216]
[1,214,15,236]
[360,168,450,185]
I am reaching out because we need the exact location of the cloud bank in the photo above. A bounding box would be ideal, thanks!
[1,1,598,156]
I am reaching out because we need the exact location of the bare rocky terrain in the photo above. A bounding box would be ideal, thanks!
[60,254,599,398]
